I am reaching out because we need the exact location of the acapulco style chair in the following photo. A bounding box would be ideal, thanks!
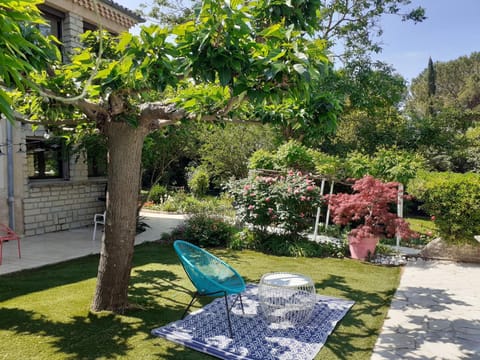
[173,240,246,337]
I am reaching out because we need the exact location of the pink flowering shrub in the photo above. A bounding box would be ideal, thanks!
[227,171,322,239]
[326,176,417,242]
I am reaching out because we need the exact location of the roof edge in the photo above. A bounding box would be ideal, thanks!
[100,0,145,23]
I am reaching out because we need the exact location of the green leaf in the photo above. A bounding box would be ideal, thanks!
[218,68,232,86]
[0,88,14,122]
[119,55,134,74]
[259,24,284,39]
[117,32,133,51]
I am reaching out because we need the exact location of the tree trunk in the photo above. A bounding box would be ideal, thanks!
[91,121,147,313]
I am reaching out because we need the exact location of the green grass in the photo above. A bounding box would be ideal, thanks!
[406,217,437,235]
[0,243,400,359]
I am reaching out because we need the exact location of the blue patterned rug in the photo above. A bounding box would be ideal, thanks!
[151,284,354,360]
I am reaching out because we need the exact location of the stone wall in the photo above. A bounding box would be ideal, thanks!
[23,180,106,236]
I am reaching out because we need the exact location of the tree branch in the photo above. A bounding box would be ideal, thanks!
[140,100,264,131]
[140,102,187,130]
[13,110,81,127]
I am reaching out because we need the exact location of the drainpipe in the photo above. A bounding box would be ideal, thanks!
[6,120,15,230]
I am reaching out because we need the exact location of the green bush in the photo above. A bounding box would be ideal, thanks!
[182,214,235,247]
[256,233,347,258]
[310,151,345,177]
[188,167,210,197]
[274,140,315,172]
[229,228,258,250]
[160,190,188,212]
[159,192,234,217]
[148,184,168,204]
[248,149,276,170]
[345,147,425,184]
[408,171,480,243]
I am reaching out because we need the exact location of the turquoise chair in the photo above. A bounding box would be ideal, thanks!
[173,240,246,337]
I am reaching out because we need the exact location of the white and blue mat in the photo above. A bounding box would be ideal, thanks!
[152,284,354,360]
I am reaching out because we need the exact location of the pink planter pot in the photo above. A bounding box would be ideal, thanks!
[348,235,379,260]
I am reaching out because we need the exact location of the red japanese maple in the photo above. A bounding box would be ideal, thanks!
[326,176,417,242]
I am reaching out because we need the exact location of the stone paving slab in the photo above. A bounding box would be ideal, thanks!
[372,259,480,360]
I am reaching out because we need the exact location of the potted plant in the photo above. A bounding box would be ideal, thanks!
[326,175,417,260]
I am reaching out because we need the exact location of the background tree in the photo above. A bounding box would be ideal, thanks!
[406,53,480,171]
[195,123,277,187]
[427,57,436,116]
[319,62,409,155]
[317,0,425,62]
[141,122,197,193]
[15,0,337,313]
[408,53,480,116]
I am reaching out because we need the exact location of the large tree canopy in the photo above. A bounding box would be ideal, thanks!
[142,0,425,62]
[408,52,480,116]
[13,0,339,312]
[0,0,59,121]
[406,53,480,172]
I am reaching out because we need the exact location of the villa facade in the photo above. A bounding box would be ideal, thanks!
[0,0,143,235]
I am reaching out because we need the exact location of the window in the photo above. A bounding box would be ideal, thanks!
[87,150,107,177]
[38,5,64,40]
[83,134,108,177]
[38,5,64,60]
[83,21,97,33]
[27,138,69,180]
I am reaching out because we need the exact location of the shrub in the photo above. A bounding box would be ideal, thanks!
[248,149,276,170]
[148,184,168,204]
[408,171,480,243]
[274,140,316,172]
[310,151,345,178]
[159,192,234,217]
[159,190,188,212]
[182,214,235,247]
[227,171,323,240]
[229,228,258,250]
[345,147,425,185]
[188,167,210,197]
[256,233,347,258]
[369,147,426,185]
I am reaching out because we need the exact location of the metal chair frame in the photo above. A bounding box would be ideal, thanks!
[174,240,245,338]
[92,211,106,241]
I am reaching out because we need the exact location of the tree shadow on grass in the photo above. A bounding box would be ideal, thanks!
[0,308,138,359]
[129,269,192,315]
[0,242,178,303]
[0,242,217,359]
[128,267,225,326]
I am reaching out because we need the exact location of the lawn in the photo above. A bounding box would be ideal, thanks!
[0,242,400,359]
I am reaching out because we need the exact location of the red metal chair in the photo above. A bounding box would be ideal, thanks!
[0,224,21,265]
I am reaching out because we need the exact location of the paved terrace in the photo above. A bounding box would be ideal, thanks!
[373,259,480,359]
[0,211,184,276]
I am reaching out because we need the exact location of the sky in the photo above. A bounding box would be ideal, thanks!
[119,0,480,82]
[375,0,480,82]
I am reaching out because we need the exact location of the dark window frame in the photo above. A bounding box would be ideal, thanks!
[27,138,70,180]
[38,5,64,40]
